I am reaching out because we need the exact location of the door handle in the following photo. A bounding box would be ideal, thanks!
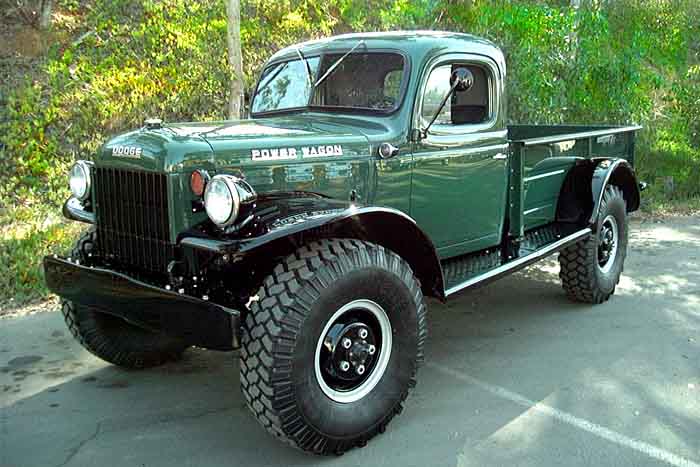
[492,153,508,160]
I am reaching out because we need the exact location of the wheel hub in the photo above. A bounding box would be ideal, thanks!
[314,299,392,403]
[597,215,619,273]
[323,322,377,383]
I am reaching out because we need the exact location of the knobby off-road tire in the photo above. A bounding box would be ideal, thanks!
[240,239,428,455]
[61,228,188,369]
[559,185,629,304]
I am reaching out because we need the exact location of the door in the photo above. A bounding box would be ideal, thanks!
[410,54,509,259]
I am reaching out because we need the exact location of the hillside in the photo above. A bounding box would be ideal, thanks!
[1,0,698,307]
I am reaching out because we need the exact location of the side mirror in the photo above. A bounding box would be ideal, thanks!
[450,67,474,92]
[419,67,474,139]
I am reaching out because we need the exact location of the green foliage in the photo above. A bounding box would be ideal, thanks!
[435,0,700,205]
[0,206,82,306]
[1,0,229,207]
[1,0,699,305]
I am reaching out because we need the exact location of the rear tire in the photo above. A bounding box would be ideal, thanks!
[559,185,628,304]
[240,239,427,455]
[61,229,188,369]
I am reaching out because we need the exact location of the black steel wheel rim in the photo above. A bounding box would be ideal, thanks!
[314,299,392,403]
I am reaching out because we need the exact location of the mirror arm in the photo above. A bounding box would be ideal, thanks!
[419,81,459,140]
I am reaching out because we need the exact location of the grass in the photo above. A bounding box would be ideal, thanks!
[0,203,82,310]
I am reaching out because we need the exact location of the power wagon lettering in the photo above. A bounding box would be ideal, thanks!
[251,145,343,161]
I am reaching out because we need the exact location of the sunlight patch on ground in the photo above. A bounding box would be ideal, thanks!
[431,362,700,467]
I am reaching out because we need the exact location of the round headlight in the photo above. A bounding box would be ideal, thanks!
[204,177,236,226]
[69,161,92,201]
[204,174,256,228]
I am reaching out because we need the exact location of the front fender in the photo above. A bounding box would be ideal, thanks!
[180,194,445,299]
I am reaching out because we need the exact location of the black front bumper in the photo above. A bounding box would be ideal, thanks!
[43,256,240,350]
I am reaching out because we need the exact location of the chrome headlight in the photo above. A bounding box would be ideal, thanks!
[69,160,92,201]
[204,175,256,227]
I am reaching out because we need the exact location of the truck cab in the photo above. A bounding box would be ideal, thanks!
[245,31,512,257]
[44,31,642,455]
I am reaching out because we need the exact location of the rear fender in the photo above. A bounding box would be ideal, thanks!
[556,158,640,230]
[590,159,641,224]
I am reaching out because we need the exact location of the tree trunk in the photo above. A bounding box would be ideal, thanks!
[38,0,53,29]
[225,0,244,119]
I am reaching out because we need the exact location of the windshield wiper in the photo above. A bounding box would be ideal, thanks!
[256,61,288,93]
[314,40,365,88]
[294,46,313,86]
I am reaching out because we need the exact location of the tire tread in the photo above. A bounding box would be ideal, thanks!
[558,185,628,304]
[240,238,427,455]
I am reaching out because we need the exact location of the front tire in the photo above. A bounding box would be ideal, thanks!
[559,185,629,304]
[240,239,427,455]
[61,229,188,369]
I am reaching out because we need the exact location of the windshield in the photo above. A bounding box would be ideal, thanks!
[251,52,406,115]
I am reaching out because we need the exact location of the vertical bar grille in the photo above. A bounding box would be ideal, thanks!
[93,167,173,273]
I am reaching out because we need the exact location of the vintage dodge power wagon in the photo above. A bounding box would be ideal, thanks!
[45,31,643,454]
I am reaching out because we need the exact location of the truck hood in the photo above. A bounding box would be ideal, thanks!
[96,115,377,237]
[97,116,372,174]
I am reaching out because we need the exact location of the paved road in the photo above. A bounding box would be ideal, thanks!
[1,217,699,467]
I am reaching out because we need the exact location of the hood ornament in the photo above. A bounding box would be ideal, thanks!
[144,118,163,130]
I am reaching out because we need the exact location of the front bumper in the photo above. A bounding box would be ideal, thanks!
[43,256,240,350]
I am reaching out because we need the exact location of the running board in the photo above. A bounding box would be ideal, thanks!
[444,228,591,297]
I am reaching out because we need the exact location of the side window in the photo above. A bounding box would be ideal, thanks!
[421,63,492,128]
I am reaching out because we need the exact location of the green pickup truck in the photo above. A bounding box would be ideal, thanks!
[44,31,643,454]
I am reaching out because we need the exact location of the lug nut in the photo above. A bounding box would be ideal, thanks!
[339,361,350,372]
[358,328,368,339]
[342,338,352,349]
[368,344,376,355]
[356,364,365,375]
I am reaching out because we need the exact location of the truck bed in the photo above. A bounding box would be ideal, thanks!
[440,123,642,296]
[505,124,642,238]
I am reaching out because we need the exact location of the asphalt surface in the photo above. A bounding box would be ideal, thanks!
[1,217,699,467]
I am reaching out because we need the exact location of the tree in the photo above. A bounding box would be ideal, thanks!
[13,0,53,29]
[225,0,244,119]
[38,0,52,29]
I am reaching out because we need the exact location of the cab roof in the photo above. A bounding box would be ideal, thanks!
[268,30,505,71]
